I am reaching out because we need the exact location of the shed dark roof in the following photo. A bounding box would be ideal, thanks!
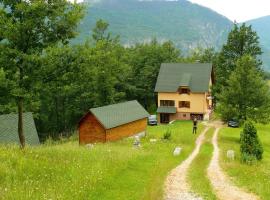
[0,112,40,145]
[90,100,149,129]
[155,63,212,93]
[157,107,177,114]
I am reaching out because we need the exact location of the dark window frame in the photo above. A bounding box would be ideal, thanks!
[160,100,175,107]
[179,101,190,108]
[178,87,190,95]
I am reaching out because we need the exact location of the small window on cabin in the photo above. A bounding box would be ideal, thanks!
[179,101,190,108]
[183,114,186,117]
[179,87,190,94]
[160,100,175,107]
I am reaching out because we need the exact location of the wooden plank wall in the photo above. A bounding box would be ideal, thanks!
[79,113,106,144]
[106,118,147,141]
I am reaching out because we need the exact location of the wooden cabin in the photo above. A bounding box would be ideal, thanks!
[78,100,149,144]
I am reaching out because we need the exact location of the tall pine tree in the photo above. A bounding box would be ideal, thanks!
[217,55,270,123]
[214,23,262,98]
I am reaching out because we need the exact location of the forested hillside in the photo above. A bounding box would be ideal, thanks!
[75,0,232,51]
[75,0,270,70]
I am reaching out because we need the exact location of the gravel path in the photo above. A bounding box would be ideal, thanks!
[207,128,260,200]
[164,127,210,200]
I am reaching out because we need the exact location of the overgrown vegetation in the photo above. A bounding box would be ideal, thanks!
[0,121,202,200]
[240,121,263,163]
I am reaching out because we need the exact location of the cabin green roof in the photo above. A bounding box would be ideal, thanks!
[157,107,177,114]
[0,112,40,145]
[155,63,212,93]
[90,100,149,129]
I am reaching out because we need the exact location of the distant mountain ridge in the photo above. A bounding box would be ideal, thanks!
[77,0,232,51]
[75,0,270,70]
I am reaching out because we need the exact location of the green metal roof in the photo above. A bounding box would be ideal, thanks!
[0,112,40,145]
[155,63,212,93]
[157,106,177,114]
[179,73,191,87]
[90,100,149,129]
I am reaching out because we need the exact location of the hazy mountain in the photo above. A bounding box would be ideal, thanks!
[76,0,232,51]
[75,0,270,70]
[246,16,270,71]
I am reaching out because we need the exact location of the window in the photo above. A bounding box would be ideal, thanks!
[179,101,190,108]
[160,100,175,107]
[179,88,190,94]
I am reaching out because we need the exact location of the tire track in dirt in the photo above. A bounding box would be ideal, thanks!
[164,127,210,200]
[207,128,260,200]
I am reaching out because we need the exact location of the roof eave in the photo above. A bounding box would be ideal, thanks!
[105,116,149,130]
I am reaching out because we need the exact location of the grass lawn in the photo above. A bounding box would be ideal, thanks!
[219,124,270,200]
[187,127,217,200]
[0,121,202,200]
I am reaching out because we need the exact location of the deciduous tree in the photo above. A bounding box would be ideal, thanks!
[0,0,84,148]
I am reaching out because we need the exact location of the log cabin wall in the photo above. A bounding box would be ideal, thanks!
[79,113,106,144]
[105,118,147,141]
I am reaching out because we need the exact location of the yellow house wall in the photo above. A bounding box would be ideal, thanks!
[208,77,213,106]
[158,92,208,114]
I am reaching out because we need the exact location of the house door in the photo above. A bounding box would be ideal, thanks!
[160,114,170,123]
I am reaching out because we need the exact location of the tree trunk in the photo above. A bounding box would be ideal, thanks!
[18,97,25,148]
[18,64,25,149]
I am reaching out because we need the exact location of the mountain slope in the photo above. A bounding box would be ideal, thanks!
[76,0,232,51]
[246,16,270,71]
[75,0,269,70]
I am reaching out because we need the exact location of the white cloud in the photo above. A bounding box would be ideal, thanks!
[188,0,270,22]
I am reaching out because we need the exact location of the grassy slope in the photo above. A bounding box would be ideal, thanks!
[188,128,217,200]
[0,121,202,200]
[219,125,270,200]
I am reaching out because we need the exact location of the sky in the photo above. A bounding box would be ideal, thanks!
[188,0,270,22]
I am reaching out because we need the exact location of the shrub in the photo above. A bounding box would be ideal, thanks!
[240,121,263,163]
[163,130,172,140]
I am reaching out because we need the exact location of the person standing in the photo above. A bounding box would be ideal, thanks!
[193,117,198,134]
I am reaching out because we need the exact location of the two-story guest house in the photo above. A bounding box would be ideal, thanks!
[154,63,214,123]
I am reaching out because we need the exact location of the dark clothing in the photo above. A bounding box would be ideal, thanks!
[193,126,197,134]
[192,119,198,134]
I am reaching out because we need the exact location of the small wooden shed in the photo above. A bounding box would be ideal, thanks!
[78,100,149,144]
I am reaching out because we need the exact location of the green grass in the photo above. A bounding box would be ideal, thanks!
[219,124,270,200]
[187,128,217,200]
[0,121,202,200]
